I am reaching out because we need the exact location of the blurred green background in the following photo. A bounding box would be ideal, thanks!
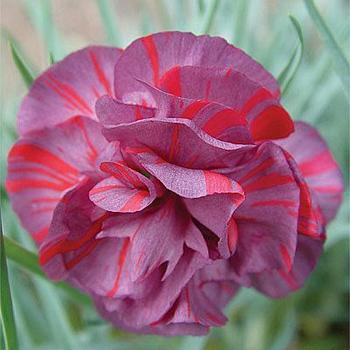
[1,0,349,349]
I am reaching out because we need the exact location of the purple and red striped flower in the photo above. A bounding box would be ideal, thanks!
[6,32,343,336]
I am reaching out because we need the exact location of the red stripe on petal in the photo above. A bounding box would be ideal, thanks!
[181,100,210,120]
[202,108,245,137]
[298,151,337,177]
[33,227,49,243]
[45,80,83,112]
[278,269,298,290]
[72,117,99,162]
[100,162,143,189]
[135,105,142,120]
[279,243,293,271]
[250,105,294,141]
[225,68,233,77]
[205,311,223,325]
[159,66,182,96]
[31,197,61,204]
[107,239,130,297]
[89,50,113,96]
[203,171,232,195]
[312,185,343,193]
[6,179,70,192]
[46,74,93,115]
[241,88,273,116]
[251,199,296,208]
[119,190,149,212]
[227,218,238,254]
[39,213,109,265]
[142,35,160,86]
[9,144,79,176]
[89,184,124,195]
[169,124,180,162]
[10,166,76,187]
[65,239,100,270]
[238,158,274,184]
[244,174,294,193]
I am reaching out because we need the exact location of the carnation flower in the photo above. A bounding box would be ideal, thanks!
[6,32,343,336]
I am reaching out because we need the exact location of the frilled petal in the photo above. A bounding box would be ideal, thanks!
[95,259,239,336]
[103,117,252,170]
[132,149,243,198]
[249,235,324,298]
[284,152,324,238]
[40,179,209,315]
[18,46,122,135]
[97,196,208,282]
[95,95,156,126]
[276,121,343,223]
[98,88,253,144]
[229,142,300,276]
[122,148,245,258]
[89,162,158,213]
[6,116,107,243]
[38,179,157,299]
[99,247,208,328]
[94,297,209,336]
[153,66,293,142]
[114,32,279,106]
[165,259,239,328]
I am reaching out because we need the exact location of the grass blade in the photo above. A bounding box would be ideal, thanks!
[96,0,121,46]
[200,0,220,34]
[3,236,91,306]
[231,0,250,46]
[303,0,349,91]
[0,212,19,350]
[23,0,65,60]
[9,41,34,88]
[278,15,304,96]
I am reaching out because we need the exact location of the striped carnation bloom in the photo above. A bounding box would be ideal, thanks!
[6,32,343,336]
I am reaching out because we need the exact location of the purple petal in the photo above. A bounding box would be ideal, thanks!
[18,46,122,135]
[114,32,279,106]
[249,235,324,298]
[99,247,208,328]
[230,142,300,276]
[98,197,208,282]
[276,121,343,223]
[6,117,106,243]
[89,162,158,213]
[103,117,252,170]
[95,95,156,126]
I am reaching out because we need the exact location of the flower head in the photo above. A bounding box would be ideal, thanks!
[6,32,343,336]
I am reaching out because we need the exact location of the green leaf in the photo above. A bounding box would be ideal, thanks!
[9,41,34,88]
[278,15,304,96]
[96,0,121,46]
[0,212,19,350]
[303,0,349,92]
[3,236,91,307]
